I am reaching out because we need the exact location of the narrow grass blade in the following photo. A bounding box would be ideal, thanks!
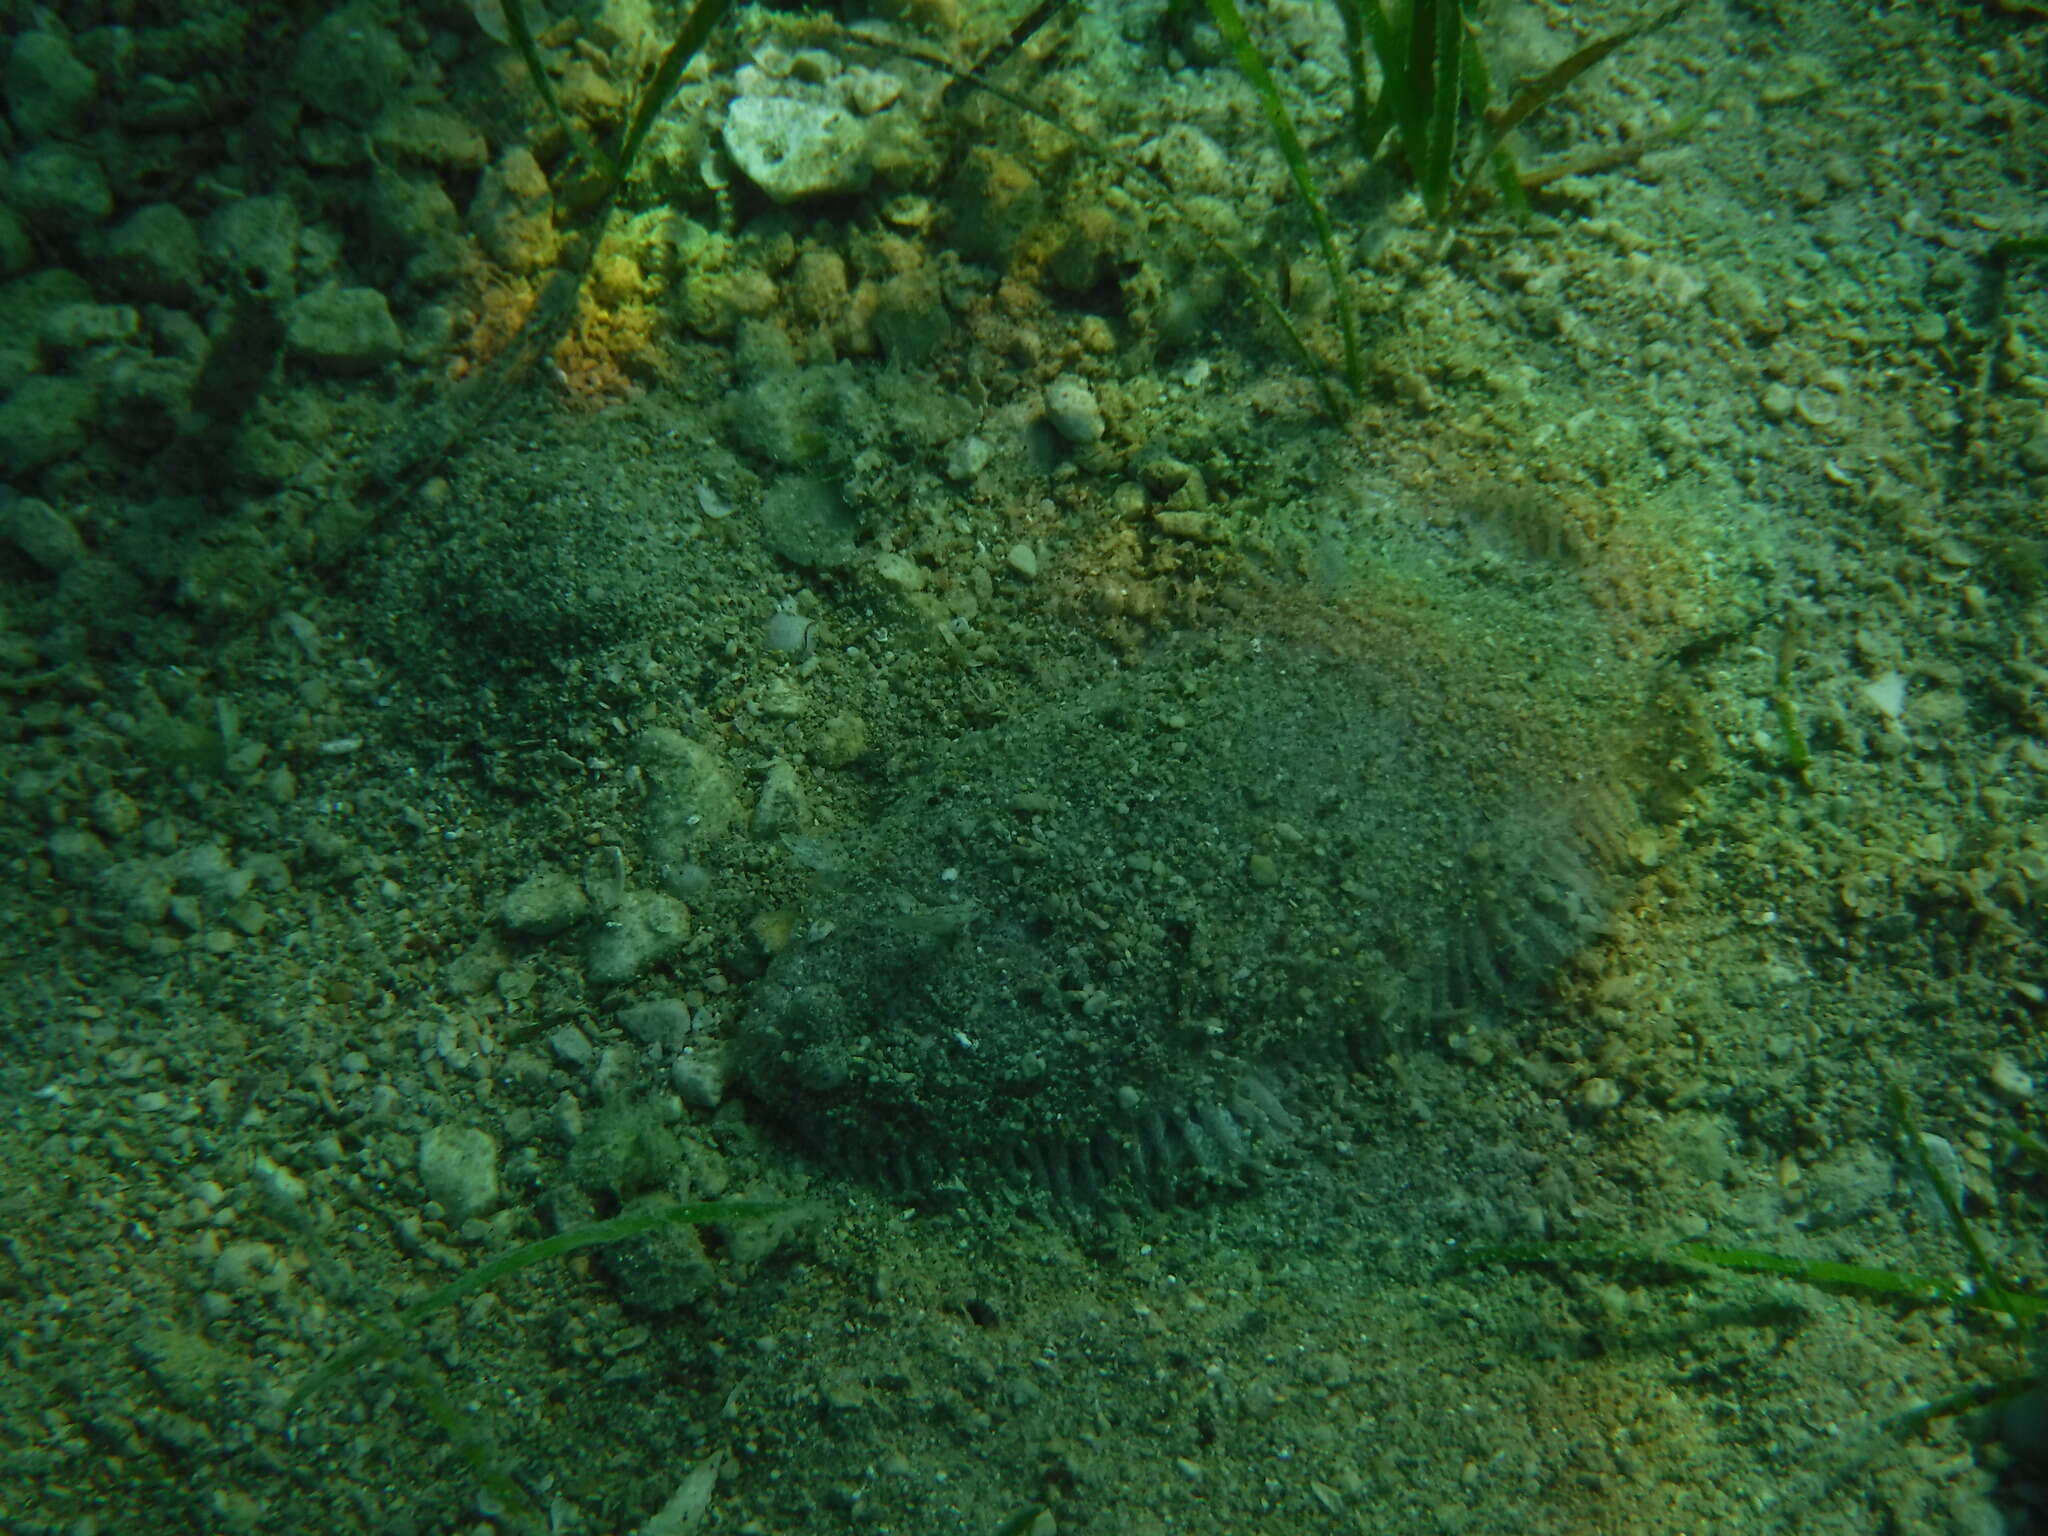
[1419,0,1463,219]
[612,0,741,185]
[1885,1375,2035,1436]
[288,1198,791,1413]
[390,1346,546,1533]
[1459,1237,2048,1322]
[943,0,1081,107]
[1201,0,1364,396]
[1886,1080,2030,1317]
[502,0,620,182]
[1453,1,1692,217]
[1357,0,1407,160]
[844,27,1350,414]
[1329,0,1377,155]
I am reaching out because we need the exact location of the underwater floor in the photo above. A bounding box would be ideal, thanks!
[3,0,2047,1531]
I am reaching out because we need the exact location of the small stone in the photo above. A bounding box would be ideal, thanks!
[751,759,806,838]
[1043,375,1104,444]
[47,825,110,885]
[600,1195,716,1313]
[41,302,139,354]
[205,194,301,300]
[1579,1077,1622,1113]
[945,434,993,481]
[758,677,805,719]
[671,1052,728,1110]
[815,712,869,768]
[292,2,411,126]
[1246,852,1280,888]
[369,104,489,172]
[1155,510,1227,544]
[1804,1141,1893,1228]
[501,870,591,936]
[470,148,558,273]
[2019,432,2048,479]
[2,495,87,571]
[874,551,924,591]
[8,144,113,235]
[1859,672,1906,721]
[1910,311,1948,345]
[419,1124,500,1221]
[7,33,99,140]
[764,609,814,653]
[0,374,95,477]
[1989,1053,2034,1102]
[1760,381,1795,421]
[550,1023,596,1068]
[1793,385,1841,429]
[251,1153,309,1208]
[619,998,695,1050]
[723,96,872,204]
[840,67,901,115]
[212,1241,285,1294]
[1006,542,1039,579]
[760,475,859,571]
[91,788,142,838]
[285,286,404,374]
[585,890,691,985]
[1149,124,1232,196]
[640,728,742,862]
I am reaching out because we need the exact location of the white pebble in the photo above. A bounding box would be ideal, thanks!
[1860,671,1906,721]
[672,1052,728,1111]
[946,434,993,481]
[1989,1054,2034,1101]
[765,610,814,652]
[1044,376,1104,445]
[213,1240,283,1293]
[874,551,924,591]
[419,1124,501,1221]
[251,1153,308,1208]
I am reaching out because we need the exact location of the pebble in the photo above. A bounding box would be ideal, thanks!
[620,998,695,1050]
[722,96,873,204]
[585,890,691,985]
[945,434,993,481]
[842,67,901,115]
[1579,1077,1623,1113]
[640,728,743,857]
[751,759,806,838]
[1793,385,1841,428]
[0,496,86,571]
[501,870,591,936]
[874,551,925,591]
[672,1052,729,1111]
[550,1024,596,1068]
[251,1153,308,1209]
[418,1124,500,1221]
[1043,376,1105,444]
[7,32,99,139]
[212,1241,285,1294]
[1989,1054,2034,1101]
[1005,542,1039,579]
[284,285,404,374]
[765,609,814,653]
